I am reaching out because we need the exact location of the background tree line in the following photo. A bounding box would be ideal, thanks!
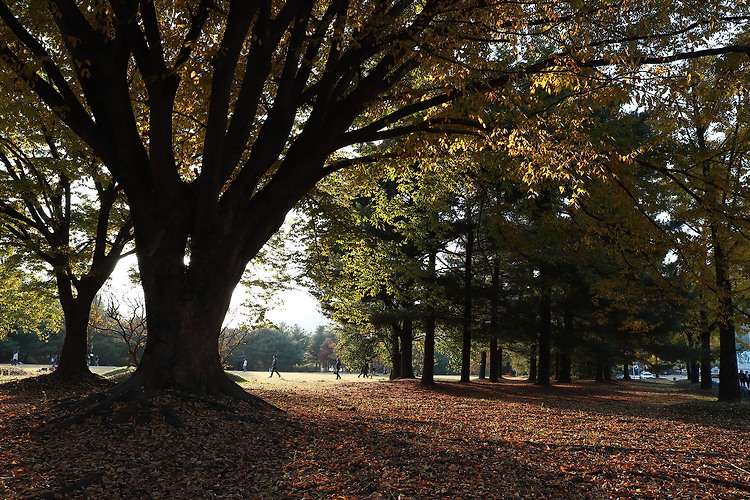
[291,59,750,392]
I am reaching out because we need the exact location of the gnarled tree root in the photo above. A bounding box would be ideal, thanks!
[39,373,283,433]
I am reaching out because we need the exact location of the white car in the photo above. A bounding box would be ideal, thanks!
[640,371,654,379]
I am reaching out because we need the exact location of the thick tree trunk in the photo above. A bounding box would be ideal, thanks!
[55,295,93,377]
[54,274,101,378]
[134,261,244,398]
[537,281,552,386]
[700,123,739,401]
[123,204,280,404]
[49,185,131,380]
[623,363,631,381]
[712,224,740,401]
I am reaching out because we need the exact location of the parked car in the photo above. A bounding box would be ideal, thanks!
[640,371,654,379]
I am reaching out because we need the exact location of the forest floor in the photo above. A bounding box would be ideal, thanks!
[2,369,750,499]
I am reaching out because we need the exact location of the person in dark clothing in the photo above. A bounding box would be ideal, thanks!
[358,362,369,378]
[334,357,342,380]
[269,355,281,378]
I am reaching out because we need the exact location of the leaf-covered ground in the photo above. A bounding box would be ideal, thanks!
[2,372,750,499]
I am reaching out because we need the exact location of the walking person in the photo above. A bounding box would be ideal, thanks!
[11,351,18,366]
[242,358,248,372]
[268,355,281,378]
[358,362,369,378]
[335,357,342,380]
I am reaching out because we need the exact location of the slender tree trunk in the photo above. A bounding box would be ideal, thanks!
[557,354,572,383]
[479,351,487,379]
[537,279,552,386]
[390,325,401,380]
[595,362,604,382]
[699,306,713,390]
[460,222,473,383]
[528,345,537,383]
[422,312,436,386]
[556,302,573,383]
[489,261,501,383]
[685,330,699,384]
[399,319,415,379]
[489,338,499,382]
[623,363,631,381]
[422,251,437,386]
[690,361,699,384]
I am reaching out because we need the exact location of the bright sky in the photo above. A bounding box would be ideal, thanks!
[260,287,327,332]
[108,255,328,333]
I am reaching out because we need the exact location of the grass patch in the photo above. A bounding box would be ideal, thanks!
[100,366,136,383]
[0,365,47,383]
[225,371,249,383]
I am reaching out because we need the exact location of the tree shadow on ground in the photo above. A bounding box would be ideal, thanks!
[3,374,750,498]
[419,377,750,431]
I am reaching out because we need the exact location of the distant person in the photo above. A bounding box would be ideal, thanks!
[268,355,280,378]
[243,358,248,372]
[334,357,342,380]
[358,362,369,378]
[11,351,18,366]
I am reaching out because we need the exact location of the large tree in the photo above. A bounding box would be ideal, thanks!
[0,1,748,406]
[610,55,750,400]
[0,130,133,377]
